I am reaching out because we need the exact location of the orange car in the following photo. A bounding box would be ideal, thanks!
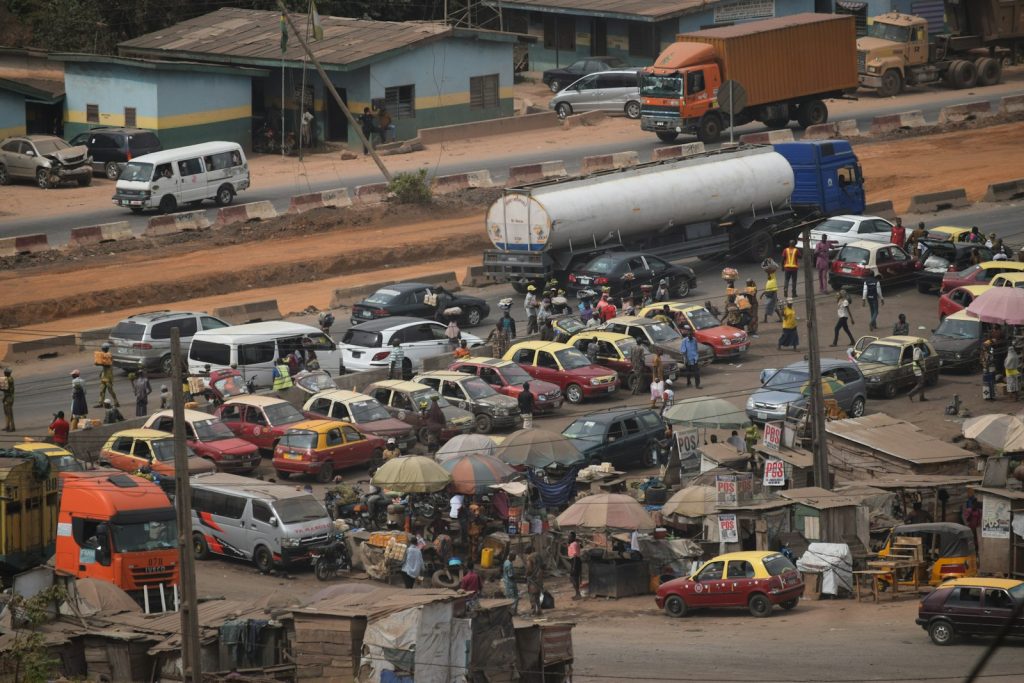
[272,419,385,482]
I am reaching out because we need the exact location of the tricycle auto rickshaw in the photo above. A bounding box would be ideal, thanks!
[876,522,978,587]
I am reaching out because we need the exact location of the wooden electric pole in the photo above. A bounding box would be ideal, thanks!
[171,328,203,681]
[800,228,831,490]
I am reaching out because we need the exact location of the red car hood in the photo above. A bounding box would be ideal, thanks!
[360,417,415,437]
[696,325,747,345]
[203,438,258,456]
[507,379,561,397]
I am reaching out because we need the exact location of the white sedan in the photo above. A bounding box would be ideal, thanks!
[338,316,483,374]
[809,215,894,253]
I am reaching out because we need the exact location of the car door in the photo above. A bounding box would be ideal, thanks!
[590,73,617,109]
[442,380,470,412]
[887,246,914,283]
[689,560,726,607]
[341,425,372,467]
[535,350,564,386]
[828,366,864,412]
[644,256,672,286]
[941,585,985,634]
[874,247,896,282]
[403,323,447,367]
[322,426,345,469]
[243,405,273,449]
[723,559,757,607]
[128,438,155,473]
[103,435,136,472]
[979,588,1017,635]
[247,500,278,557]
[5,140,33,177]
[479,366,507,393]
[218,403,244,437]
[897,344,915,387]
[510,348,539,378]
[570,74,600,111]
[174,156,205,202]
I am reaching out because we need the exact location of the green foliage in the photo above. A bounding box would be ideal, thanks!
[388,169,433,204]
[6,585,66,683]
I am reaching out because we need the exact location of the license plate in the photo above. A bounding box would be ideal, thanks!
[757,411,767,420]
[118,347,129,354]
[352,351,362,358]
[842,268,852,273]
[607,385,615,393]
[578,277,592,285]
[359,310,372,318]
[283,453,302,460]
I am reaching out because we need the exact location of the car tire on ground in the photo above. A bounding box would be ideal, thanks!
[130,207,144,214]
[159,354,177,377]
[917,282,931,294]
[253,545,274,573]
[275,470,290,480]
[549,80,562,93]
[0,163,9,185]
[849,397,866,418]
[926,371,939,387]
[748,593,772,617]
[215,184,235,206]
[928,619,955,645]
[418,426,432,445]
[159,194,177,214]
[883,382,898,399]
[624,101,641,119]
[432,568,461,588]
[656,131,679,143]
[36,167,52,189]
[203,457,218,473]
[780,598,798,611]
[475,413,493,434]
[565,383,584,404]
[193,533,210,560]
[104,161,121,180]
[465,306,483,326]
[316,462,334,484]
[77,174,92,187]
[555,103,573,119]
[664,595,688,618]
[675,279,691,298]
[627,371,642,393]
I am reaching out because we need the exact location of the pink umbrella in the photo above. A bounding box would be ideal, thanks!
[966,287,1024,325]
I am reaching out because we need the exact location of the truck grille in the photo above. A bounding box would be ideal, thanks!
[857,51,866,72]
[130,565,177,585]
[299,534,329,547]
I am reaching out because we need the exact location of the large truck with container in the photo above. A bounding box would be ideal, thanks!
[0,456,59,577]
[640,13,858,143]
[482,141,866,289]
[858,0,1024,97]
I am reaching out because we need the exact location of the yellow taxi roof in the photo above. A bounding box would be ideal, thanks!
[108,428,171,441]
[308,389,371,404]
[604,315,655,326]
[929,226,969,235]
[940,577,1022,589]
[567,331,633,343]
[875,335,927,346]
[414,370,473,380]
[224,394,291,407]
[366,379,433,393]
[14,442,72,455]
[978,261,1024,271]
[708,550,782,562]
[993,272,1024,284]
[289,419,354,433]
[507,340,573,352]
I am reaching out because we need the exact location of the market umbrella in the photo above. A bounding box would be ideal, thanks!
[663,397,751,429]
[962,414,1024,453]
[662,485,718,518]
[496,428,584,469]
[800,377,845,398]
[435,433,498,464]
[441,453,517,495]
[556,493,655,531]
[371,455,451,493]
[965,287,1024,325]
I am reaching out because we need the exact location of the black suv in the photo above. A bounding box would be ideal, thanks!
[569,251,697,300]
[68,127,162,180]
[561,407,665,468]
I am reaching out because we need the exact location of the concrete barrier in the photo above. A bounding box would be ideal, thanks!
[580,151,640,174]
[802,122,838,140]
[210,300,282,325]
[1,334,77,361]
[983,179,1024,203]
[938,100,993,124]
[870,110,927,134]
[329,271,460,310]
[738,129,794,145]
[67,221,133,248]
[354,183,390,204]
[286,189,352,215]
[1001,94,1024,114]
[0,233,50,257]
[76,327,112,348]
[864,200,897,221]
[432,170,495,194]
[836,119,861,137]
[651,142,705,162]
[215,200,280,227]
[562,110,606,129]
[907,188,969,214]
[419,112,559,145]
[144,210,211,238]
[506,160,567,186]
[461,265,501,288]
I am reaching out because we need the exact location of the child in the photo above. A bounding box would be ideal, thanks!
[159,385,170,409]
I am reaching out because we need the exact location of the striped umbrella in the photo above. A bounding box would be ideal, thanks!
[441,453,517,495]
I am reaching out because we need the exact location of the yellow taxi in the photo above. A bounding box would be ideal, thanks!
[639,301,749,359]
[100,428,215,488]
[272,419,386,482]
[566,330,672,391]
[13,441,84,477]
[926,226,972,243]
[989,271,1024,289]
[503,340,618,404]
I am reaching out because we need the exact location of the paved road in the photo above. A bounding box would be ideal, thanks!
[1,79,1022,243]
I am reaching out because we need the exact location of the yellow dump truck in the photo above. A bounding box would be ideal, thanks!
[0,455,60,576]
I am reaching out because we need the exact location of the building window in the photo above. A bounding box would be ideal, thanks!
[543,15,575,50]
[470,74,500,110]
[714,0,775,24]
[86,104,99,124]
[628,22,655,58]
[385,85,415,119]
[124,107,137,128]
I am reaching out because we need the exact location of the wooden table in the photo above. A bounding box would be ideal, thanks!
[854,559,921,602]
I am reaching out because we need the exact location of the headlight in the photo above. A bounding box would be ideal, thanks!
[537,393,548,400]
[590,378,602,386]
[868,377,881,383]
[494,408,508,416]
[281,538,301,548]
[955,353,962,359]
[721,337,731,346]
[867,65,880,74]
[745,396,754,409]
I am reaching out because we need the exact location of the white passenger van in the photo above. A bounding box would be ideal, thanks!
[113,141,249,214]
[187,321,342,387]
[190,473,332,572]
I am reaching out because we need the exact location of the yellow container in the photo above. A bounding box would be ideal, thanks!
[480,547,495,569]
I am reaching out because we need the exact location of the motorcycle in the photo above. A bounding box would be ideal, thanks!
[325,481,389,530]
[312,528,351,581]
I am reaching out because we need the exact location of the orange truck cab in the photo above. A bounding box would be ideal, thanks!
[55,472,178,609]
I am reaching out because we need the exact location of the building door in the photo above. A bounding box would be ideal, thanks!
[591,19,607,56]
[835,2,869,37]
[325,86,349,142]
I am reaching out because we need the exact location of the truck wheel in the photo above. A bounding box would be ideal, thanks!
[193,533,210,560]
[952,60,978,89]
[975,57,1001,86]
[796,100,828,128]
[159,194,177,214]
[656,131,678,143]
[745,229,774,263]
[877,70,903,98]
[77,174,92,187]
[697,116,722,144]
[764,118,789,130]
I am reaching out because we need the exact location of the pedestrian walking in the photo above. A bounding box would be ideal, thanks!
[1,368,14,432]
[518,381,535,429]
[358,107,377,154]
[1005,346,1020,402]
[459,560,483,612]
[300,109,314,147]
[159,385,170,409]
[778,299,799,351]
[629,340,646,395]
[401,541,423,588]
[524,285,539,335]
[94,342,119,408]
[540,319,555,342]
[661,379,675,414]
[908,222,927,257]
[814,236,830,293]
[568,532,583,600]
[70,370,88,429]
[49,411,70,446]
[761,270,782,323]
[376,107,396,143]
[654,279,670,303]
[502,551,520,614]
[388,339,405,380]
[425,396,446,451]
[831,288,856,347]
[445,318,461,349]
[585,337,600,364]
[907,345,929,402]
[890,217,906,250]
[781,241,800,299]
[862,273,884,331]
[680,326,702,389]
[745,279,759,336]
[526,549,544,616]
[133,370,152,417]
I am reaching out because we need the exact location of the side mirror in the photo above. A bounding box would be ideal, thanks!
[270,517,279,527]
[847,347,857,358]
[25,150,35,157]
[759,369,776,385]
[96,546,111,566]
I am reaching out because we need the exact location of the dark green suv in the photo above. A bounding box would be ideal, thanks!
[561,407,665,468]
[68,127,162,180]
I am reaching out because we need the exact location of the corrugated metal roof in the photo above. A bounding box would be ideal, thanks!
[854,474,982,489]
[717,498,794,512]
[492,0,713,21]
[700,442,749,465]
[827,413,976,465]
[118,8,490,70]
[679,12,842,39]
[780,486,861,510]
[292,587,460,619]
[756,444,813,469]
[975,486,1024,501]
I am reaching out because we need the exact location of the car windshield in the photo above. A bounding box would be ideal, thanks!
[411,389,449,409]
[461,377,498,399]
[583,255,620,272]
[614,338,638,355]
[859,343,901,365]
[816,218,855,234]
[364,288,401,305]
[867,22,911,42]
[556,318,586,336]
[934,318,980,340]
[120,162,154,182]
[562,418,607,439]
[499,364,532,385]
[343,329,382,348]
[265,402,304,425]
[641,74,682,98]
[111,518,177,552]
[1010,583,1024,602]
[764,368,810,391]
[645,323,679,343]
[151,439,177,462]
[837,246,870,265]
[33,138,70,154]
[193,418,235,441]
[273,496,328,524]
[555,348,593,370]
[348,399,391,422]
[687,309,720,330]
[280,431,317,449]
[762,554,797,576]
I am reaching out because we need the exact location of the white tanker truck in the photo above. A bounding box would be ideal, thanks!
[482,141,866,290]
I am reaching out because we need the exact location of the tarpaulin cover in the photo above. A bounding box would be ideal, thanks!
[797,542,853,595]
[892,522,975,557]
[414,601,458,683]
[359,606,420,682]
[528,466,580,507]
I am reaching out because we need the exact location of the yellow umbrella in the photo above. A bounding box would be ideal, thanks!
[662,486,718,518]
[371,455,451,493]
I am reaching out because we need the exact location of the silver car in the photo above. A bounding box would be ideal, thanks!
[746,359,867,423]
[109,310,230,375]
[549,70,642,120]
[0,135,93,188]
[809,215,894,254]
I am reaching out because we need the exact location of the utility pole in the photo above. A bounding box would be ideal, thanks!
[801,227,830,490]
[171,328,202,682]
[277,3,392,182]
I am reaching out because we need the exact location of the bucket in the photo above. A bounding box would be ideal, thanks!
[480,547,495,569]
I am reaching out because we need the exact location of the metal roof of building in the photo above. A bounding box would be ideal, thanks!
[490,0,714,22]
[0,75,64,103]
[780,486,861,510]
[119,8,515,71]
[827,413,977,465]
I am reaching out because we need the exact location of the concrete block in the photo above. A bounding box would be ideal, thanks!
[461,264,500,288]
[562,110,606,129]
[210,300,282,325]
[983,179,1024,203]
[67,226,103,247]
[76,327,112,348]
[738,131,770,145]
[1,334,77,361]
[506,160,567,186]
[907,188,970,214]
[286,189,351,215]
[354,183,390,204]
[216,200,280,226]
[329,271,459,310]
[431,171,493,194]
[1000,94,1024,114]
[938,100,993,124]
[835,119,861,137]
[419,112,559,145]
[0,233,50,257]
[871,110,926,134]
[863,200,896,221]
[144,210,211,237]
[802,123,838,140]
[580,151,640,174]
[651,142,705,162]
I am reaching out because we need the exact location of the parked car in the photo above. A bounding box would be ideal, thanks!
[828,241,919,291]
[639,302,749,360]
[350,282,490,327]
[364,379,476,444]
[925,226,972,243]
[339,317,483,376]
[503,341,619,404]
[143,409,260,474]
[991,272,1024,289]
[302,389,417,451]
[214,395,307,452]
[939,260,1024,294]
[808,214,894,252]
[656,551,804,618]
[449,357,563,414]
[0,135,92,188]
[12,442,84,479]
[272,419,385,482]
[549,70,642,119]
[930,310,985,372]
[542,56,629,93]
[413,370,521,433]
[549,314,587,343]
[99,428,215,490]
[916,240,993,293]
[67,127,163,180]
[849,336,940,398]
[566,330,675,391]
[568,251,697,300]
[110,310,230,375]
[916,577,1024,645]
[602,315,714,367]
[938,284,991,320]
[746,359,867,423]
[561,407,665,468]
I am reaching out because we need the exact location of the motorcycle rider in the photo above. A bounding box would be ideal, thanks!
[382,438,401,462]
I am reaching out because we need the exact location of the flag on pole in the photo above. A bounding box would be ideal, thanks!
[310,1,324,41]
[280,12,288,52]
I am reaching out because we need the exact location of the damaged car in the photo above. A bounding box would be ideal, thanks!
[0,135,93,188]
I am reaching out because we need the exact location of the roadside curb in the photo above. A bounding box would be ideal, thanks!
[211,300,283,324]
[354,183,390,204]
[432,170,495,194]
[651,142,705,162]
[506,160,567,186]
[216,200,280,226]
[870,110,926,134]
[0,233,50,257]
[580,151,640,174]
[1,334,77,362]
[144,210,211,237]
[286,189,351,215]
[938,101,994,125]
[67,221,134,248]
[983,179,1024,203]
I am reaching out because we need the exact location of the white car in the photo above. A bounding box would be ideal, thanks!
[338,317,483,374]
[809,215,894,253]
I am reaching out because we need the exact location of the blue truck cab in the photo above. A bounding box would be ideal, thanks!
[773,140,865,217]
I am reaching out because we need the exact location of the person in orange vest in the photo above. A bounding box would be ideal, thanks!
[781,241,800,299]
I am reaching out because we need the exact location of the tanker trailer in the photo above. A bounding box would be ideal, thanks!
[483,141,865,290]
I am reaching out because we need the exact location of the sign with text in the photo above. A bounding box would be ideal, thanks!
[736,472,753,503]
[719,514,739,543]
[716,475,738,506]
[675,428,700,455]
[763,458,786,487]
[763,420,783,451]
